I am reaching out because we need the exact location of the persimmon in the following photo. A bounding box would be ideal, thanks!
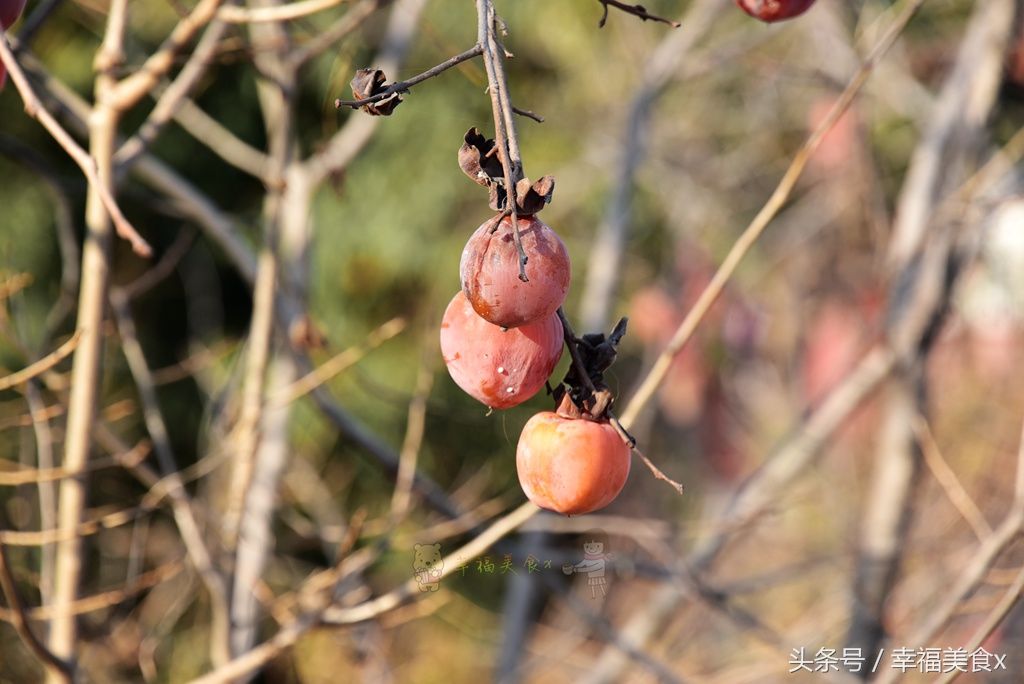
[440,290,563,409]
[460,214,570,329]
[516,409,631,515]
[0,0,26,29]
[735,0,816,22]
[0,0,26,91]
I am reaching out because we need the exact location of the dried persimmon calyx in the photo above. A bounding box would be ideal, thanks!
[349,68,403,116]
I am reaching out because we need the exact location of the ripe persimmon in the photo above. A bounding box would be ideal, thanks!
[735,0,816,22]
[0,0,26,29]
[460,214,570,329]
[440,290,563,409]
[516,410,630,515]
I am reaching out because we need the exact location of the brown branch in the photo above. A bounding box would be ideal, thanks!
[219,0,346,23]
[290,0,383,67]
[914,415,991,540]
[0,332,81,392]
[628,441,684,495]
[0,543,72,682]
[268,317,407,408]
[597,0,681,28]
[113,12,232,174]
[934,562,1024,684]
[477,0,528,281]
[0,559,184,622]
[108,0,224,111]
[390,354,436,520]
[557,310,683,495]
[618,0,930,429]
[512,105,544,123]
[334,44,484,109]
[0,441,148,486]
[0,34,152,257]
[191,502,539,684]
[877,418,1024,684]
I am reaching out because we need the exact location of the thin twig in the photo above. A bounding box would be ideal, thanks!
[933,562,1024,684]
[334,44,484,108]
[629,441,684,495]
[0,442,147,486]
[223,248,278,551]
[0,559,184,622]
[618,0,929,428]
[390,355,435,520]
[557,309,684,494]
[512,105,544,122]
[192,501,538,684]
[0,34,152,257]
[0,543,73,682]
[914,415,992,540]
[477,0,528,281]
[0,332,80,392]
[219,0,346,23]
[268,317,407,408]
[113,12,232,174]
[290,0,382,67]
[881,419,1024,683]
[597,0,681,27]
[107,0,224,111]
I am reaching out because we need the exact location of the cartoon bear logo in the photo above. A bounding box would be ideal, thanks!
[413,543,444,592]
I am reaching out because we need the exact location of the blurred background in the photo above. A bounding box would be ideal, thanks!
[1,0,1024,681]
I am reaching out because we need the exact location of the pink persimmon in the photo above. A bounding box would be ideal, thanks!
[460,214,570,329]
[440,290,563,409]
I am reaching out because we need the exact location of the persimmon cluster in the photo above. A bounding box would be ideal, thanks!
[440,130,631,515]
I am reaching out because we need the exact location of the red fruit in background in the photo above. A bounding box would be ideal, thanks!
[1,0,27,29]
[440,290,563,410]
[516,410,630,515]
[460,214,570,329]
[735,0,816,22]
[0,63,6,91]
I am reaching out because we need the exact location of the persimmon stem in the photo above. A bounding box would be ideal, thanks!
[631,441,685,495]
[477,0,529,282]
[557,309,684,495]
[557,307,601,399]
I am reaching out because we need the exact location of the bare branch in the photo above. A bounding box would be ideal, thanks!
[268,317,407,408]
[0,34,152,257]
[618,0,929,429]
[219,0,347,23]
[596,0,681,28]
[334,44,483,109]
[0,332,80,392]
[109,0,224,111]
[0,543,72,682]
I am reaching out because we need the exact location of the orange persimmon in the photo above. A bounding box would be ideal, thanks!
[516,411,630,515]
